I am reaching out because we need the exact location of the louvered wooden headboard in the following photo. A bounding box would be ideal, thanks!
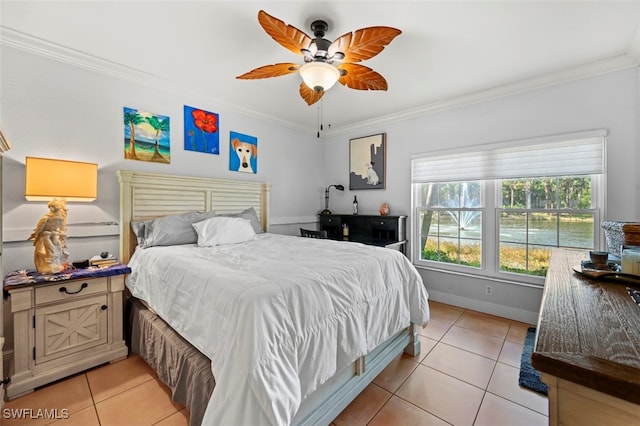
[117,170,271,263]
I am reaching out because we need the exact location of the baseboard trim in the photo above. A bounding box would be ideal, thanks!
[427,289,539,325]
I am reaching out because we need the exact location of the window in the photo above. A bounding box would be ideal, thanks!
[419,182,483,268]
[412,130,606,284]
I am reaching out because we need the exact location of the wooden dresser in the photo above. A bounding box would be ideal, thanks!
[532,248,640,425]
[319,214,407,254]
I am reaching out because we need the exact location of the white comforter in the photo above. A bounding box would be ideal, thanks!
[126,233,429,425]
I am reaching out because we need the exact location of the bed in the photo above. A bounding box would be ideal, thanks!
[118,170,430,426]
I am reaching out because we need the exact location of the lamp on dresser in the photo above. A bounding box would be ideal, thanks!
[25,156,97,274]
[320,184,344,215]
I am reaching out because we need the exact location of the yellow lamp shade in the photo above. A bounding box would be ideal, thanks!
[25,157,97,202]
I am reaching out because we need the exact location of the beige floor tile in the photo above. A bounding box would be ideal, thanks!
[427,301,464,324]
[419,318,451,341]
[414,334,437,363]
[422,342,496,389]
[396,365,484,426]
[333,383,391,426]
[487,362,549,415]
[475,392,548,426]
[49,406,100,426]
[454,310,511,338]
[3,374,93,426]
[498,340,524,368]
[95,379,182,426]
[368,396,449,426]
[373,353,419,393]
[86,354,157,403]
[507,321,532,344]
[441,325,505,359]
[154,408,190,426]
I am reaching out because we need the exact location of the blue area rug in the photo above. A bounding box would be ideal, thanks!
[519,327,548,395]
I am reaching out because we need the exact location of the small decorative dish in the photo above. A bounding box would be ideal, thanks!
[573,260,640,285]
[580,260,620,272]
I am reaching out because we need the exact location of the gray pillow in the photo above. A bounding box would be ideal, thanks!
[131,210,218,248]
[218,207,264,234]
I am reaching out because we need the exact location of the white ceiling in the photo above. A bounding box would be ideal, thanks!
[2,1,640,136]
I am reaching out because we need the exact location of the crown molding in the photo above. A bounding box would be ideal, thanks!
[3,25,640,139]
[0,26,311,135]
[325,51,640,138]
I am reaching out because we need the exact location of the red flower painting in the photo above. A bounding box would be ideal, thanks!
[184,105,219,154]
[192,109,217,133]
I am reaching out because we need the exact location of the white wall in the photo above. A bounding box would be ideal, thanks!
[323,68,640,323]
[0,45,326,350]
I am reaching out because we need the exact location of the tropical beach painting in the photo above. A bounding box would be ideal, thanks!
[123,107,170,163]
[184,105,219,155]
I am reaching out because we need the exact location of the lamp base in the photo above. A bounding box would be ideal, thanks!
[29,198,70,274]
[320,209,332,215]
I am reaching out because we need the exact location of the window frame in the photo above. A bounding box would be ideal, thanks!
[411,131,606,287]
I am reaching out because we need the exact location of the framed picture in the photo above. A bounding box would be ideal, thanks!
[123,107,170,164]
[229,131,258,174]
[349,133,386,190]
[184,105,219,155]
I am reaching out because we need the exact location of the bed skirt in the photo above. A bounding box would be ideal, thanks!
[126,297,215,426]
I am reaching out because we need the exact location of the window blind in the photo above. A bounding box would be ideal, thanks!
[411,130,606,183]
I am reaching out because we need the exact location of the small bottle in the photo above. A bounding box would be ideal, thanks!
[353,196,358,215]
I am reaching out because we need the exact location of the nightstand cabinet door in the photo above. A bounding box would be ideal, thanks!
[35,294,108,364]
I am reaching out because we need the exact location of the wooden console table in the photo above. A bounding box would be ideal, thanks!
[532,248,640,425]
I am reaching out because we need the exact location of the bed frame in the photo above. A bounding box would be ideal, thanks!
[117,170,420,425]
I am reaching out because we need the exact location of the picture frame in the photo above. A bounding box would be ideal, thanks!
[123,106,170,164]
[229,131,258,174]
[349,133,386,190]
[184,105,219,155]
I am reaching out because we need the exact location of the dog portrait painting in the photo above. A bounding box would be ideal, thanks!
[229,131,258,174]
[349,133,386,189]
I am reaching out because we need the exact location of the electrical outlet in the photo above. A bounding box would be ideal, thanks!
[485,285,493,295]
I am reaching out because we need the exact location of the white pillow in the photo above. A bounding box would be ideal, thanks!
[192,216,256,246]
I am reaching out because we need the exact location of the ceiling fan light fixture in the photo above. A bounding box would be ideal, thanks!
[299,61,340,92]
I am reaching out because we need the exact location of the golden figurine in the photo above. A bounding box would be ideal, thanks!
[29,198,69,274]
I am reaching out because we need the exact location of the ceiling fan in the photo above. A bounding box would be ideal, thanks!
[237,10,402,106]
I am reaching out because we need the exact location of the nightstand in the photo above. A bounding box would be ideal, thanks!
[3,264,131,399]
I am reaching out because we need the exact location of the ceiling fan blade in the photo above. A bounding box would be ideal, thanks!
[328,26,401,63]
[338,63,388,91]
[299,82,324,106]
[258,10,312,56]
[236,63,300,79]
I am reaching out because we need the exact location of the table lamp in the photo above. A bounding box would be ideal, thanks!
[25,157,97,274]
[320,184,344,215]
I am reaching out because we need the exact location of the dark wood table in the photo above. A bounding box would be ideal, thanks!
[532,248,640,425]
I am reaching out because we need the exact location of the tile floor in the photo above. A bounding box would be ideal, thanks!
[3,301,548,425]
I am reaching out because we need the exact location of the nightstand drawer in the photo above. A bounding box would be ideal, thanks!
[320,216,342,226]
[35,277,108,305]
[370,218,397,230]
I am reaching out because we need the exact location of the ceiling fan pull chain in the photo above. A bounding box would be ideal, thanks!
[317,100,322,138]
